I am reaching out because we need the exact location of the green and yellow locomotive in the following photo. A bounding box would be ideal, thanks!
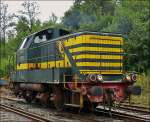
[10,28,140,109]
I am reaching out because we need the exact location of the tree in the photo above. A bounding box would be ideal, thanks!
[15,16,30,34]
[0,2,15,46]
[18,0,40,32]
[104,0,150,72]
[49,13,58,24]
[62,6,81,30]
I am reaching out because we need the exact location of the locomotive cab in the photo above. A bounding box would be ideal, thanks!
[19,28,70,49]
[16,28,70,69]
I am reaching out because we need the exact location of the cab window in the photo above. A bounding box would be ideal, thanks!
[33,29,53,43]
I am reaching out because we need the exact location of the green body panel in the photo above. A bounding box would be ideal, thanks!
[11,68,72,83]
[11,68,123,83]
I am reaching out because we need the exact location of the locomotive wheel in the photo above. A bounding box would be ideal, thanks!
[52,86,64,110]
[13,84,20,97]
[25,96,32,103]
[24,91,36,103]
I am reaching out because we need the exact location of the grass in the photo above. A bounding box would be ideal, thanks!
[130,73,150,107]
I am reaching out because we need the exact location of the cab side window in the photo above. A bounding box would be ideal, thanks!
[33,29,53,44]
[34,35,46,43]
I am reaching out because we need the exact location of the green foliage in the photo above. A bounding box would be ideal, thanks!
[131,72,150,106]
[18,0,40,32]
[62,6,81,30]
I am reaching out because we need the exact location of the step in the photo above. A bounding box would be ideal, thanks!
[65,88,80,93]
[72,89,80,93]
[64,103,81,108]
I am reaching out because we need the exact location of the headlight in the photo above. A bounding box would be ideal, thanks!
[87,74,97,83]
[125,75,131,82]
[131,74,137,82]
[97,74,103,82]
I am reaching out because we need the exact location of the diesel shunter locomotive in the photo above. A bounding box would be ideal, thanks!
[10,28,140,110]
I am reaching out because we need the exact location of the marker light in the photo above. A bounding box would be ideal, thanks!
[97,74,103,82]
[89,74,97,82]
[86,74,97,83]
[125,75,131,82]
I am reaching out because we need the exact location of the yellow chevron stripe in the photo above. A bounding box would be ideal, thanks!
[86,35,123,41]
[64,35,123,47]
[17,60,71,70]
[80,70,122,74]
[41,60,71,69]
[76,62,122,67]
[17,61,122,70]
[73,54,123,60]
[17,62,122,74]
[69,47,123,53]
[17,64,28,70]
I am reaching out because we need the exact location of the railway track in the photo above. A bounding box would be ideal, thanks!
[0,103,53,122]
[123,101,150,110]
[96,105,150,122]
[0,96,103,122]
[2,96,149,122]
[120,103,150,114]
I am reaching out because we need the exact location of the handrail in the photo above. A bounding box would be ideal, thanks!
[61,41,84,80]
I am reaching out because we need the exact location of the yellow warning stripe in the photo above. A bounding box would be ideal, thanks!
[73,54,123,60]
[64,35,123,47]
[17,62,122,74]
[69,47,123,53]
[17,62,122,70]
[76,62,122,67]
[80,70,122,74]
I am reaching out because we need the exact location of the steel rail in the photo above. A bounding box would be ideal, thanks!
[95,107,150,122]
[2,96,149,122]
[0,97,101,122]
[121,103,150,110]
[0,103,52,122]
[120,104,150,114]
[124,101,150,108]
